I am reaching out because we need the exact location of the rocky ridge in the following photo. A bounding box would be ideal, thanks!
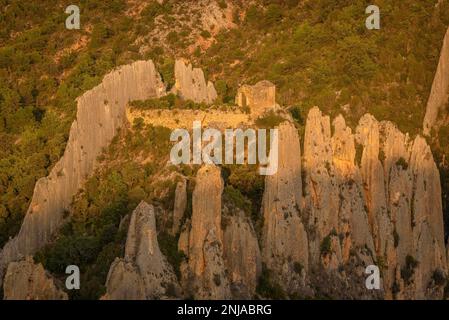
[173,108,448,299]
[178,165,231,299]
[0,60,166,287]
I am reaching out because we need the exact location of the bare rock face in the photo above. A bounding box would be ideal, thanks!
[222,210,261,299]
[259,107,446,299]
[172,178,187,235]
[303,107,340,265]
[381,122,412,269]
[423,27,449,135]
[355,115,397,296]
[355,114,447,299]
[3,257,67,300]
[172,59,217,104]
[297,109,377,299]
[409,136,447,299]
[0,60,166,286]
[261,121,309,293]
[102,201,180,300]
[182,165,231,299]
[332,115,374,261]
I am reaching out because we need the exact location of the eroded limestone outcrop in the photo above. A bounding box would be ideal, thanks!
[409,136,447,299]
[102,201,180,300]
[258,107,446,299]
[423,26,449,136]
[172,59,217,104]
[355,114,396,296]
[261,121,309,294]
[180,165,231,299]
[3,257,68,300]
[303,108,341,267]
[0,60,166,287]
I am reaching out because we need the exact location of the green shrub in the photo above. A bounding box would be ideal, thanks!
[167,31,180,45]
[264,4,283,26]
[159,58,175,89]
[401,255,419,284]
[256,264,286,299]
[224,185,252,216]
[133,117,145,130]
[223,164,264,226]
[289,106,304,125]
[129,94,208,111]
[158,232,186,279]
[255,111,285,128]
[245,5,263,26]
[393,228,400,248]
[200,30,212,39]
[431,269,447,287]
[218,0,227,9]
[320,232,336,256]
[140,2,172,23]
[396,157,409,171]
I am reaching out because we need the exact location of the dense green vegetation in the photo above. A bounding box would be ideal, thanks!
[255,110,286,128]
[222,164,265,232]
[256,264,287,299]
[197,0,449,135]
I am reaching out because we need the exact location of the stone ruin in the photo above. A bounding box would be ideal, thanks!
[235,80,276,117]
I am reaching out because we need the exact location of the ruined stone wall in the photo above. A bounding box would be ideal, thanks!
[126,108,250,130]
[236,81,276,118]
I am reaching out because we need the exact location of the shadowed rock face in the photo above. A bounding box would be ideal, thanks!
[0,60,166,286]
[102,201,180,300]
[3,257,68,300]
[222,210,261,299]
[172,59,217,104]
[423,27,449,136]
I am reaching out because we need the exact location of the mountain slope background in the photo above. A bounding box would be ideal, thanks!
[0,0,449,299]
